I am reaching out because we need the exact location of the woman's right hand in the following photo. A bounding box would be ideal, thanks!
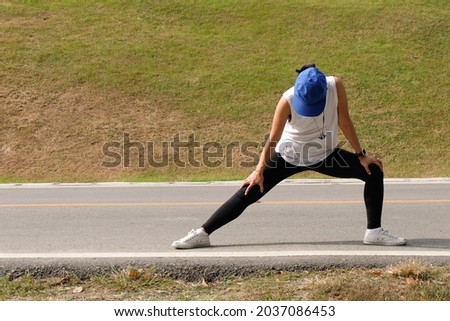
[241,169,265,196]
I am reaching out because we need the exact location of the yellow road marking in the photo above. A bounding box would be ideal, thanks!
[0,199,449,208]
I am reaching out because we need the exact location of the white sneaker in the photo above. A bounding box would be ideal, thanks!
[172,228,211,249]
[363,228,407,246]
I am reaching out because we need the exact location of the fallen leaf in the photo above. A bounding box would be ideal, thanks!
[127,268,144,280]
[372,271,382,277]
[73,286,83,293]
[406,277,416,285]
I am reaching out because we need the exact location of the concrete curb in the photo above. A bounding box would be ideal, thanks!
[1,178,449,188]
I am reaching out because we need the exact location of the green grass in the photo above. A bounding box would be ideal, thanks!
[1,3,448,301]
[1,262,449,300]
[1,0,449,182]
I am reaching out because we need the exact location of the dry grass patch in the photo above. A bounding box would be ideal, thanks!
[1,262,449,301]
[1,84,259,182]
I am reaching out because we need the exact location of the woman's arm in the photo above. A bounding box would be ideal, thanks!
[242,96,291,195]
[336,76,383,174]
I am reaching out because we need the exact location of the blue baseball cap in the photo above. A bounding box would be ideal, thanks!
[292,67,327,117]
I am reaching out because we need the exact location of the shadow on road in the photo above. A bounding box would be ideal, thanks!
[406,238,450,249]
[212,239,450,250]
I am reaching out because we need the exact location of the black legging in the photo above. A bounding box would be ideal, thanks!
[202,148,383,234]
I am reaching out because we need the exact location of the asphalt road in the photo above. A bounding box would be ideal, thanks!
[0,179,449,279]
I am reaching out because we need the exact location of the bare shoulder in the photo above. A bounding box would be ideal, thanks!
[275,96,291,116]
[334,76,347,99]
[334,76,344,87]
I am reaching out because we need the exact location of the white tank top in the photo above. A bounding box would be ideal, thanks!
[275,76,339,166]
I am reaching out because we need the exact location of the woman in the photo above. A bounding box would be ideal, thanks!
[172,63,406,249]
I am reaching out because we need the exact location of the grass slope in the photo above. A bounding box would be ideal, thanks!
[1,0,449,182]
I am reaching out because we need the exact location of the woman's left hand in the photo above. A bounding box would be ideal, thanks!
[241,169,265,196]
[359,155,383,175]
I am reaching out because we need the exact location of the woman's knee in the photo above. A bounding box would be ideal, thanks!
[235,186,263,205]
[368,164,384,181]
